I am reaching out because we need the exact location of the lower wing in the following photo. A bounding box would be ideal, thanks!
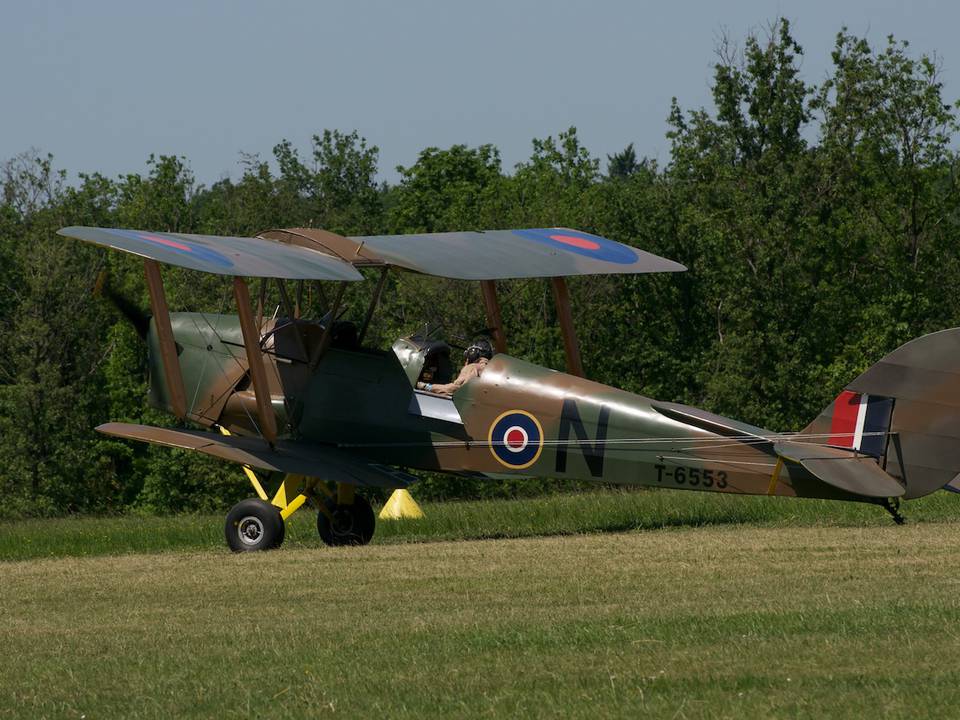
[98,422,415,489]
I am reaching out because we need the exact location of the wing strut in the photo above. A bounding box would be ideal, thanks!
[233,277,278,443]
[313,281,348,369]
[550,277,584,377]
[143,260,188,419]
[480,280,508,354]
[358,267,389,346]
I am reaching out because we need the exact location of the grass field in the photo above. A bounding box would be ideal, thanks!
[3,488,959,562]
[2,489,959,718]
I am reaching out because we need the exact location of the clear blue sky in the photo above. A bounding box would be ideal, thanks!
[2,0,956,185]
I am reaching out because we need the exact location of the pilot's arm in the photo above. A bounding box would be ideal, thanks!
[420,358,488,396]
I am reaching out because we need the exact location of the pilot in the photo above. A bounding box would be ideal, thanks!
[419,339,493,396]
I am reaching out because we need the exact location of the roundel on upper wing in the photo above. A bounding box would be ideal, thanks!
[512,228,638,265]
[106,228,235,268]
[488,410,544,470]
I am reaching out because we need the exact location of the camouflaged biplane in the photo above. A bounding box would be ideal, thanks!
[59,225,960,551]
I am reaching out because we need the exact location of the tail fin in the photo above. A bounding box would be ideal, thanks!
[804,328,960,499]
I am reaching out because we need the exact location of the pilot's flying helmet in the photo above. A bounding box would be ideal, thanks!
[464,338,494,363]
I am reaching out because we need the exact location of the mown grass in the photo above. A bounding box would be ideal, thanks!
[0,487,957,561]
[1,519,958,718]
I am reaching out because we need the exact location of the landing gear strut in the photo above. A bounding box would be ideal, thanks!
[881,497,906,525]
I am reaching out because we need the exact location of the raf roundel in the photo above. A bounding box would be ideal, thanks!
[488,410,544,470]
[106,228,235,268]
[512,228,638,265]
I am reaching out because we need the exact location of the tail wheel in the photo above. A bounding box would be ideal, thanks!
[225,498,285,552]
[317,494,375,546]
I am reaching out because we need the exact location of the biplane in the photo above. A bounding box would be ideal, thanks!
[59,225,960,551]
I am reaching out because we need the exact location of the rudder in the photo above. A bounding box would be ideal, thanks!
[804,328,960,499]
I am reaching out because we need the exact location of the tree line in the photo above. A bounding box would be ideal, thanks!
[1,21,957,516]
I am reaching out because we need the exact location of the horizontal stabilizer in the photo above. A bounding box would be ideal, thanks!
[59,226,363,280]
[97,422,415,489]
[774,441,905,498]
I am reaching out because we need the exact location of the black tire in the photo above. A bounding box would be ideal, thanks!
[317,494,376,546]
[225,499,285,552]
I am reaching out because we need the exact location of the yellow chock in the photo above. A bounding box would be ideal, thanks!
[379,489,425,520]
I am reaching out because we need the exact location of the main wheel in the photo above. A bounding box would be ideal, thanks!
[225,498,285,552]
[317,494,375,546]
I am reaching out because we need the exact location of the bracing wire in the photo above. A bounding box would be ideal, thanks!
[337,430,886,450]
[335,429,888,470]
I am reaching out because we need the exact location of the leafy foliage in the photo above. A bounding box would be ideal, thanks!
[0,20,957,516]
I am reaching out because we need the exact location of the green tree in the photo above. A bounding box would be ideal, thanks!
[808,30,960,392]
[1,21,958,514]
[510,127,600,228]
[390,143,505,233]
[607,143,640,179]
[311,129,383,234]
[0,155,120,515]
[663,19,825,428]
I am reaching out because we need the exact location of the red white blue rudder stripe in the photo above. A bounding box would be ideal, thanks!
[827,391,894,457]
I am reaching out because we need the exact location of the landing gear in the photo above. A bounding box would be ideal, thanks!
[881,497,906,525]
[223,472,374,551]
[317,494,376,546]
[225,498,286,552]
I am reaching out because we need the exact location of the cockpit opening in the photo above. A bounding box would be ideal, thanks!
[392,335,454,389]
[393,335,494,397]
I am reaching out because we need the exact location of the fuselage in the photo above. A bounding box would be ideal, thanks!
[150,313,856,503]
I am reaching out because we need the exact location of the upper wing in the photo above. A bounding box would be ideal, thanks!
[347,227,686,279]
[58,226,363,281]
[62,225,684,281]
[97,422,416,489]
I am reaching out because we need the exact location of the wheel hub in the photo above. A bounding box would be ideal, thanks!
[238,516,264,545]
[331,508,355,536]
